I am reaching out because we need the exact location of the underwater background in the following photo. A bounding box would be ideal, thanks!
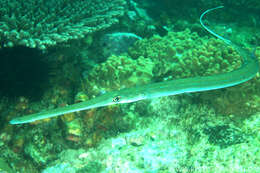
[0,0,259,172]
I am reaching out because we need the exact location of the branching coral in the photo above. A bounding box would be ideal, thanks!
[0,0,126,49]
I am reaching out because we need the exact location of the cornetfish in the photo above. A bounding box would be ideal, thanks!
[10,6,259,124]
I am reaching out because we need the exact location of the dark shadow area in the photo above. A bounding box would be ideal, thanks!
[0,46,50,100]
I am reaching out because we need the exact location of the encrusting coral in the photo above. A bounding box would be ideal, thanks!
[0,0,126,49]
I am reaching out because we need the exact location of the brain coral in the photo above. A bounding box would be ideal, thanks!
[0,0,126,49]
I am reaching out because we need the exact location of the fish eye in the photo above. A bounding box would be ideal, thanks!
[112,96,121,102]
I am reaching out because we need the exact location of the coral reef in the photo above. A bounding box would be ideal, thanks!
[147,97,260,172]
[84,54,154,97]
[99,32,142,58]
[82,29,259,119]
[199,47,260,116]
[203,125,248,148]
[127,29,259,116]
[42,119,188,172]
[1,1,259,171]
[0,0,126,49]
[42,149,103,173]
[83,29,243,100]
[129,29,241,81]
[64,118,83,144]
[41,101,260,172]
